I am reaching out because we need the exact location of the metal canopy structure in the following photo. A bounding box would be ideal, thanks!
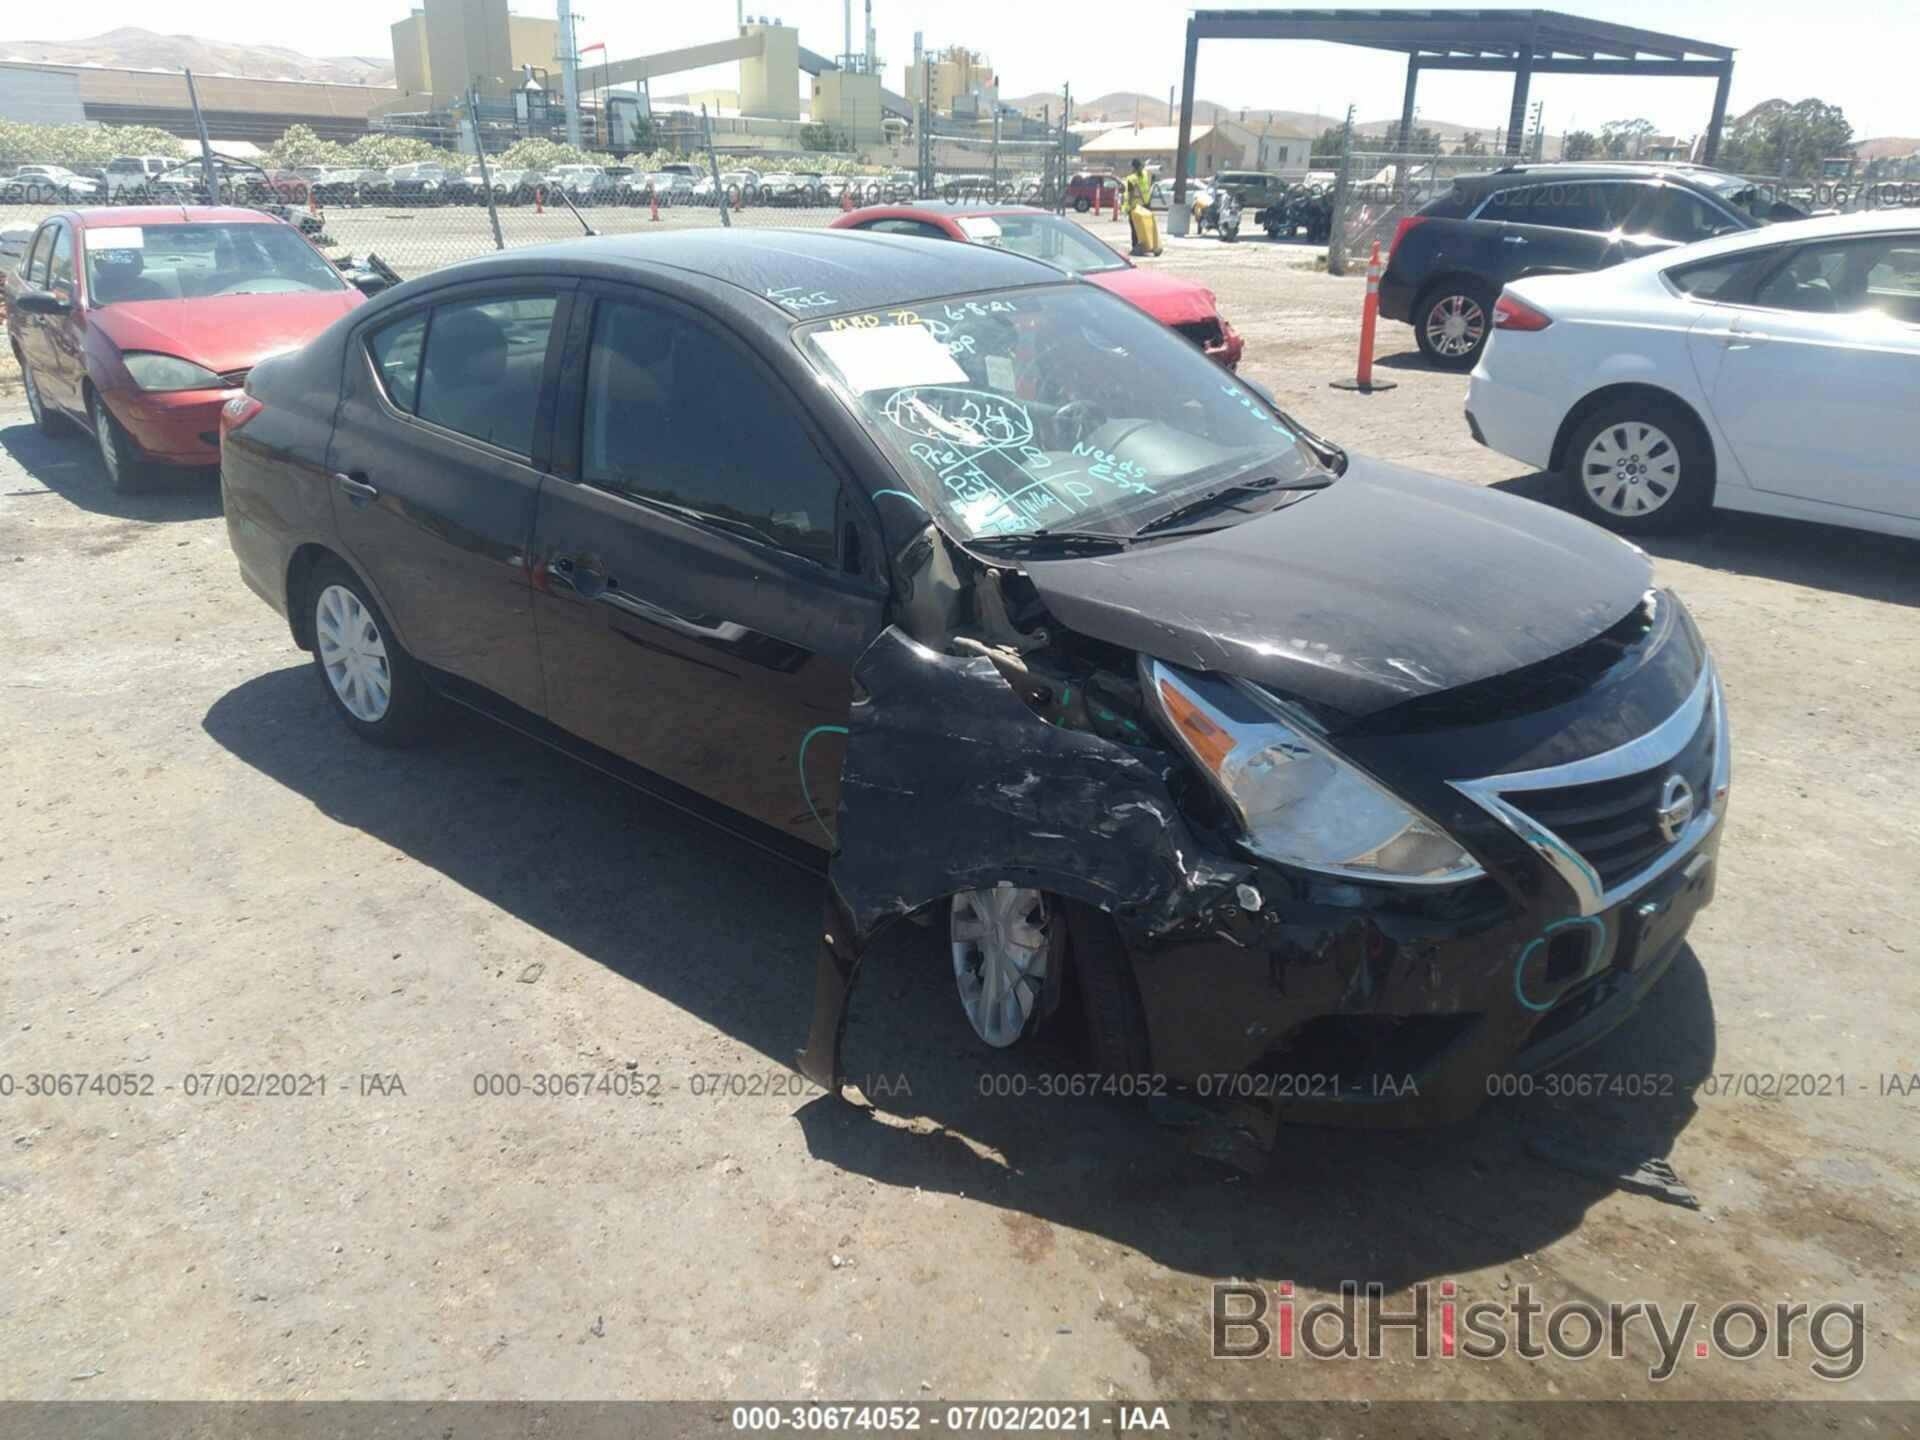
[1173,8,1736,204]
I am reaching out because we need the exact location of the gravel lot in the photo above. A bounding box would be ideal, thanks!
[2,219,1917,1412]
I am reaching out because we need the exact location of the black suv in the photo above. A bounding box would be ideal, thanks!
[1379,163,1802,368]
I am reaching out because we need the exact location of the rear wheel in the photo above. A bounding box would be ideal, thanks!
[306,559,437,745]
[1073,197,1090,213]
[1564,397,1713,534]
[1415,280,1493,369]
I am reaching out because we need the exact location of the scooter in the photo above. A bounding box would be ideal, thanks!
[1191,187,1242,242]
[1261,187,1332,243]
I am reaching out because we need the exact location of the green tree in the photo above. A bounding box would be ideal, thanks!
[1561,129,1599,161]
[265,124,351,169]
[1309,124,1349,164]
[0,120,184,170]
[799,122,845,152]
[1715,98,1854,179]
[1600,117,1656,159]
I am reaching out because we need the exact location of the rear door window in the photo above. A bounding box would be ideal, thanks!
[367,312,428,413]
[1666,251,1772,302]
[1511,182,1619,232]
[413,294,560,457]
[1753,236,1920,320]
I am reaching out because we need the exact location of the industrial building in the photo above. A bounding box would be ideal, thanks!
[902,46,996,118]
[0,59,391,143]
[389,3,557,102]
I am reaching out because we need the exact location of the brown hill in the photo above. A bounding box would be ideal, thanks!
[0,26,394,87]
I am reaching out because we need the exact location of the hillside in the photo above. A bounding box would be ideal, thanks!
[1853,135,1919,160]
[0,27,394,86]
[1006,88,1484,142]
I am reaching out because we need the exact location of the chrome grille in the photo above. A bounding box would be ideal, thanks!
[1502,701,1715,890]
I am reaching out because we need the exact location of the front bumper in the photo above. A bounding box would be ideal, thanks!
[1205,318,1244,370]
[1126,656,1730,1131]
[1125,820,1720,1130]
[107,385,237,467]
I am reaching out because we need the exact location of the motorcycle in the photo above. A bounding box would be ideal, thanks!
[1260,186,1332,244]
[1190,186,1242,242]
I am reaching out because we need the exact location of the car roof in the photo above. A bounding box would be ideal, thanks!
[432,226,1063,318]
[849,201,1055,222]
[1634,206,1920,265]
[66,206,283,228]
[1451,162,1734,191]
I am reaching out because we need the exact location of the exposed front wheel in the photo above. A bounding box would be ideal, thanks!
[1564,398,1713,534]
[1415,282,1493,369]
[1073,197,1090,213]
[951,887,1058,1048]
[90,391,153,492]
[307,560,437,745]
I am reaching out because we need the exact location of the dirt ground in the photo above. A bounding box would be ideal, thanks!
[2,218,1917,1414]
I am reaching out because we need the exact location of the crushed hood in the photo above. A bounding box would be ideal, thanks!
[91,291,363,375]
[1085,267,1219,326]
[1022,458,1652,722]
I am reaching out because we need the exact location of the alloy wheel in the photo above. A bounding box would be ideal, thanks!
[950,887,1052,1048]
[315,584,393,723]
[1424,292,1487,358]
[1582,422,1680,517]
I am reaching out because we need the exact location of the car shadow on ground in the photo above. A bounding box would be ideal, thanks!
[0,419,222,522]
[205,663,1718,1292]
[1493,469,1920,608]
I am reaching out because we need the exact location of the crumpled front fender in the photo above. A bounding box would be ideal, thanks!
[797,625,1249,1092]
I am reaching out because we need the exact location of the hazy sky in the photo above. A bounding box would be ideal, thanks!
[18,0,1916,139]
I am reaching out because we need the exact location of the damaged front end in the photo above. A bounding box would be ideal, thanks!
[797,498,1727,1143]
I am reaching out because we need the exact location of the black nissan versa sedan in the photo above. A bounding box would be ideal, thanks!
[219,228,1729,1135]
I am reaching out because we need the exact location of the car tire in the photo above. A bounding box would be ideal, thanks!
[1073,197,1091,213]
[1564,397,1713,535]
[305,559,437,746]
[18,358,73,437]
[89,391,155,492]
[1413,279,1494,370]
[1063,901,1153,1077]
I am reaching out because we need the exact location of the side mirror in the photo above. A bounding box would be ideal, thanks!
[12,289,71,317]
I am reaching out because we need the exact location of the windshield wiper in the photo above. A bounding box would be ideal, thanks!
[965,527,1133,556]
[1132,475,1330,537]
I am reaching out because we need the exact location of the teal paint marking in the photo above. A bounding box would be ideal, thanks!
[1513,915,1608,1012]
[799,723,852,842]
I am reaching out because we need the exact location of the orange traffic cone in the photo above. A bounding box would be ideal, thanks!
[650,188,660,222]
[1111,188,1120,222]
[535,186,545,214]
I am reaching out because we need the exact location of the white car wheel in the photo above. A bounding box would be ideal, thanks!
[950,887,1052,1048]
[1581,421,1681,518]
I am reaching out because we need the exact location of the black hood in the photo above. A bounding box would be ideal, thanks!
[1022,457,1652,721]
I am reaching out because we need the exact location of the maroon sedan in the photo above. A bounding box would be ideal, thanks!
[829,203,1244,368]
[6,206,363,490]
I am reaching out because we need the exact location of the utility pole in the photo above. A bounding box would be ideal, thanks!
[183,69,219,205]
[470,83,506,251]
[556,0,583,148]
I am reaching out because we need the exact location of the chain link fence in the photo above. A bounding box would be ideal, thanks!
[1,138,1092,284]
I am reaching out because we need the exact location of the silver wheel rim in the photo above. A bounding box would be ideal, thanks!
[93,399,121,482]
[23,367,42,424]
[1425,293,1486,357]
[950,887,1051,1048]
[1582,421,1680,517]
[315,584,393,722]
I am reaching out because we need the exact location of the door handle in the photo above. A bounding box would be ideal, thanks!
[1724,316,1769,346]
[333,471,379,502]
[1501,234,1528,245]
[546,555,610,598]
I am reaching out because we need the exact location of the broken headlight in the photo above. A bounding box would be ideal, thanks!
[1143,658,1484,885]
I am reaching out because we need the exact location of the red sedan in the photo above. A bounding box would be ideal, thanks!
[829,203,1244,369]
[5,206,364,491]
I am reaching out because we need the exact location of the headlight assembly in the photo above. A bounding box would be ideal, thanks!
[1144,657,1484,885]
[121,352,225,393]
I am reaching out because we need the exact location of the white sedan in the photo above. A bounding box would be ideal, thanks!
[1467,209,1920,538]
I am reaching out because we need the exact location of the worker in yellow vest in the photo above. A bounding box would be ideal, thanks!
[1123,157,1161,257]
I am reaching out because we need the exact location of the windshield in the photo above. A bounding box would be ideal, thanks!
[799,284,1325,542]
[84,223,349,304]
[969,213,1129,275]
